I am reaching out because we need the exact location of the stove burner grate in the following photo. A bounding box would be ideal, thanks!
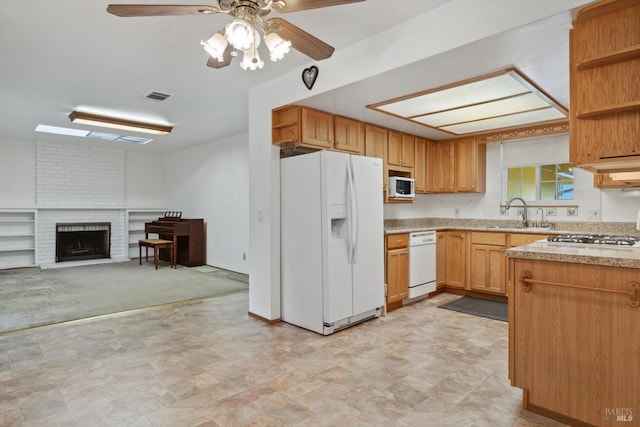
[547,234,640,246]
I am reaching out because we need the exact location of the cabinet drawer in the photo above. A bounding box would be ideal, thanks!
[387,233,409,249]
[509,233,549,247]
[471,232,506,245]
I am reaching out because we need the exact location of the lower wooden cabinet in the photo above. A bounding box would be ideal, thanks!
[470,232,507,295]
[436,230,467,289]
[509,257,640,425]
[385,234,409,306]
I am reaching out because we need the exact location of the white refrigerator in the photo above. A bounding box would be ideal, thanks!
[280,150,385,335]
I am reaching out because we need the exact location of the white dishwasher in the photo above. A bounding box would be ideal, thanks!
[408,231,437,299]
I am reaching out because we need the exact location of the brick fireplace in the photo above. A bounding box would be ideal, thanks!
[35,141,128,268]
[56,222,111,262]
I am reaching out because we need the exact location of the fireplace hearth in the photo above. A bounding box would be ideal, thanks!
[56,222,111,262]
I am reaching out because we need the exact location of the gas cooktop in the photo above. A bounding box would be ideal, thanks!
[547,234,640,247]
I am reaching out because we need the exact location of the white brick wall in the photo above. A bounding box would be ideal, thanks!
[35,141,127,266]
[36,141,125,207]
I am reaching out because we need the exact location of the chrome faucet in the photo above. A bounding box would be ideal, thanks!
[505,197,528,228]
[536,207,544,228]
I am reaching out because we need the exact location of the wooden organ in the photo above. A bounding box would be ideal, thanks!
[144,212,205,267]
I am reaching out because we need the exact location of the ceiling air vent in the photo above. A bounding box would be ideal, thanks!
[145,91,171,102]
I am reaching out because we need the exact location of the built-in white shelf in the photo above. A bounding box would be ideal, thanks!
[126,209,166,259]
[0,210,36,269]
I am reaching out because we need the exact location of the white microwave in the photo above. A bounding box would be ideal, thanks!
[388,176,415,198]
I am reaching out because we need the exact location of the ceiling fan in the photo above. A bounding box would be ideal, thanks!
[107,0,365,70]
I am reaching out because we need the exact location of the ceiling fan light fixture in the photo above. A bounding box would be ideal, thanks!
[240,47,264,71]
[201,32,229,62]
[265,32,291,61]
[225,18,255,50]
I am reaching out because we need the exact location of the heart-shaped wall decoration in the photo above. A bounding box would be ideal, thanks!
[302,66,318,90]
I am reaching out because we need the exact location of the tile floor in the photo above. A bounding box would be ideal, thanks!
[0,291,566,426]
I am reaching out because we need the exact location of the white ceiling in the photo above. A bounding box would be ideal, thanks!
[0,0,581,154]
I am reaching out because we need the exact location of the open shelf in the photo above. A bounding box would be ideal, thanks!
[0,210,36,269]
[576,100,640,119]
[576,44,640,70]
[126,209,166,258]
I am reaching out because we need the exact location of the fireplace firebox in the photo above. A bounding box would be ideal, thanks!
[56,222,111,262]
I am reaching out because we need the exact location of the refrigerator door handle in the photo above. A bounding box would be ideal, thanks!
[348,156,358,264]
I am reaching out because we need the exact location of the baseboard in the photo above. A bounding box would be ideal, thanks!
[248,311,281,324]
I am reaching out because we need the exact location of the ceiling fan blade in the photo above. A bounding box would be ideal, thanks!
[106,4,220,17]
[280,0,365,13]
[206,44,234,68]
[269,18,334,61]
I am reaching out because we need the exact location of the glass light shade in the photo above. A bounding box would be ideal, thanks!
[200,32,228,61]
[240,48,264,70]
[264,32,291,61]
[224,19,254,50]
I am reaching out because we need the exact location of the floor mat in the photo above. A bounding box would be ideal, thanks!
[438,296,507,322]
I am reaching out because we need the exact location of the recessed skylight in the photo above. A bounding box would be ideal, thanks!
[35,125,90,137]
[367,68,568,136]
[35,125,152,144]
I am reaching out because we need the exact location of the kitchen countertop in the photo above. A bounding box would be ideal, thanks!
[504,240,640,269]
[384,225,559,235]
[384,218,640,237]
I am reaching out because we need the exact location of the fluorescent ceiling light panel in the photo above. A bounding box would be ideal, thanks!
[440,108,566,134]
[69,111,172,135]
[368,68,568,136]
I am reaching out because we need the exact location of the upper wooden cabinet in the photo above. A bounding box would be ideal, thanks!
[428,140,454,192]
[365,124,389,191]
[455,137,486,192]
[334,115,365,155]
[569,0,640,172]
[301,108,334,149]
[272,105,333,150]
[387,130,415,170]
[427,138,485,193]
[414,137,428,193]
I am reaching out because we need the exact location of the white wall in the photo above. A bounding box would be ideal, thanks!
[125,151,166,207]
[164,134,249,274]
[0,139,36,208]
[248,0,596,321]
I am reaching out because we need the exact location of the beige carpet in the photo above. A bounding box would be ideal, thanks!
[0,260,248,333]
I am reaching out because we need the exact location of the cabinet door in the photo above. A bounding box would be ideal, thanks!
[387,130,403,167]
[301,108,334,149]
[386,247,409,303]
[445,231,466,288]
[334,115,364,154]
[401,133,415,168]
[365,124,388,191]
[414,137,427,193]
[455,137,485,193]
[433,140,455,192]
[470,244,506,294]
[436,232,446,288]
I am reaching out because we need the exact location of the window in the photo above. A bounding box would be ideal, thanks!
[506,163,573,202]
